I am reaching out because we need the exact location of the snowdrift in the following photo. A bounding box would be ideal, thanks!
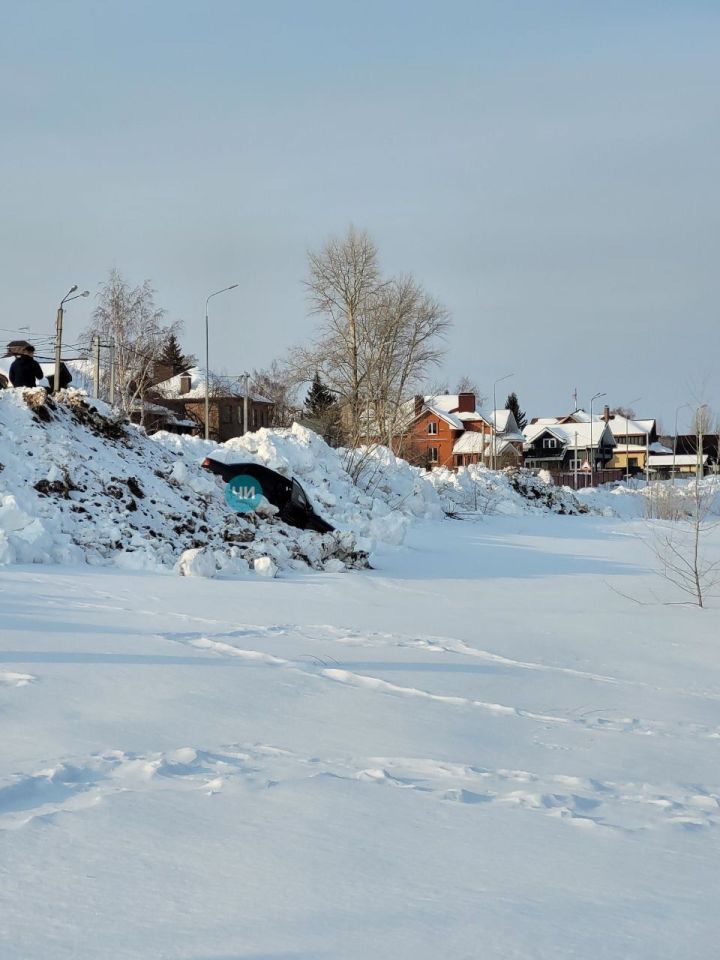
[0,389,590,576]
[0,390,368,576]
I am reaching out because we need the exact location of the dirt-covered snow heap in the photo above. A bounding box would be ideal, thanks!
[0,390,368,575]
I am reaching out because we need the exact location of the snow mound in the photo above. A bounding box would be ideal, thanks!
[425,464,588,516]
[0,390,597,576]
[0,390,368,575]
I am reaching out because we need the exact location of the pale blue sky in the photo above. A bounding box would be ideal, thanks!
[2,0,718,429]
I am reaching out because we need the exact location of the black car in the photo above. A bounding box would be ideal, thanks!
[201,457,334,534]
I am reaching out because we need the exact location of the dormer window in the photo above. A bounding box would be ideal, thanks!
[542,437,558,449]
[428,421,438,435]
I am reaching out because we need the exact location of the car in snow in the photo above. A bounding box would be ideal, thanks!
[201,456,334,534]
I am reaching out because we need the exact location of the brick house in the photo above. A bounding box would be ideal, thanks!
[399,393,524,470]
[148,367,274,442]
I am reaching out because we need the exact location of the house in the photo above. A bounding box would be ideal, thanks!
[658,434,719,475]
[527,407,667,478]
[523,420,616,480]
[398,393,524,470]
[648,453,709,478]
[149,367,274,442]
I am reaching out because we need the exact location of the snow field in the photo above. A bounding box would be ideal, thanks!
[1,515,719,958]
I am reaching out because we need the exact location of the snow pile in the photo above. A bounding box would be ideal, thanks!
[577,477,720,519]
[188,426,444,548]
[425,464,588,516]
[0,390,367,575]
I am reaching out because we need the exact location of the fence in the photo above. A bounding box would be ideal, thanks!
[554,469,625,489]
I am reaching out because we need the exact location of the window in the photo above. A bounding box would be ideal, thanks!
[427,446,439,463]
[428,421,438,435]
[542,437,558,449]
[628,457,638,469]
[220,405,232,424]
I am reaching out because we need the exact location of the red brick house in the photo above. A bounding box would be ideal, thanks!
[398,393,524,470]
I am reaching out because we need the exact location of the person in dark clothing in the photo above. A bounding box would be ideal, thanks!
[5,342,45,388]
[45,361,72,393]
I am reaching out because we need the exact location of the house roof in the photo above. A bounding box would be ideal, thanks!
[452,432,487,455]
[532,409,656,439]
[154,367,272,403]
[424,404,464,431]
[524,421,616,449]
[648,454,708,467]
[452,434,519,457]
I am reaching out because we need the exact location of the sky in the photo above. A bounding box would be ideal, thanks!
[1,0,718,431]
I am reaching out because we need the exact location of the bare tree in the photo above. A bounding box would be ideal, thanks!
[84,269,179,420]
[691,404,715,438]
[297,226,450,451]
[251,360,302,428]
[650,480,720,607]
[304,226,383,438]
[455,375,486,406]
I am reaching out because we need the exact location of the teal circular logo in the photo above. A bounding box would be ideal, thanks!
[224,474,263,513]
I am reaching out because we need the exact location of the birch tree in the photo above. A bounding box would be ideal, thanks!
[84,269,179,418]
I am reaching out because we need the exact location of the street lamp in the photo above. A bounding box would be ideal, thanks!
[589,391,606,485]
[204,284,239,441]
[55,285,90,391]
[671,402,691,484]
[492,372,513,470]
[623,395,642,483]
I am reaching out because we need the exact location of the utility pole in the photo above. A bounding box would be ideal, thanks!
[243,372,249,434]
[574,431,579,490]
[109,343,115,406]
[55,286,90,391]
[54,303,65,394]
[93,336,101,399]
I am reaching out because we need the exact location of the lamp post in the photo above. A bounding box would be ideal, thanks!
[55,286,90,392]
[492,372,513,470]
[204,284,239,441]
[623,395,642,483]
[589,391,606,486]
[672,402,691,485]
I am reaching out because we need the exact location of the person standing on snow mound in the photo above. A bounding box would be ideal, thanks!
[5,340,45,388]
[45,361,72,393]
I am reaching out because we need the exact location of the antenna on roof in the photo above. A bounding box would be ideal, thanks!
[572,387,578,412]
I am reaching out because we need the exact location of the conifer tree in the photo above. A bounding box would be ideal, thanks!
[305,372,336,417]
[159,332,194,375]
[504,391,527,430]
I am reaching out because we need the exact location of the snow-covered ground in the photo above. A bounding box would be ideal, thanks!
[2,511,719,959]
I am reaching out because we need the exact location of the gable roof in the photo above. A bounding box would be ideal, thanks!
[524,421,616,449]
[154,366,272,403]
[423,404,464,431]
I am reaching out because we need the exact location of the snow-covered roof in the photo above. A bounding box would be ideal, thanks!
[453,432,487,455]
[424,393,462,413]
[453,433,520,457]
[425,404,464,431]
[605,414,654,438]
[648,454,708,467]
[154,367,272,403]
[524,421,615,449]
[533,410,656,439]
[490,409,512,432]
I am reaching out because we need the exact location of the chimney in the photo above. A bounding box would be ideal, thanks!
[414,394,424,417]
[603,405,610,422]
[179,373,192,395]
[457,392,475,414]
